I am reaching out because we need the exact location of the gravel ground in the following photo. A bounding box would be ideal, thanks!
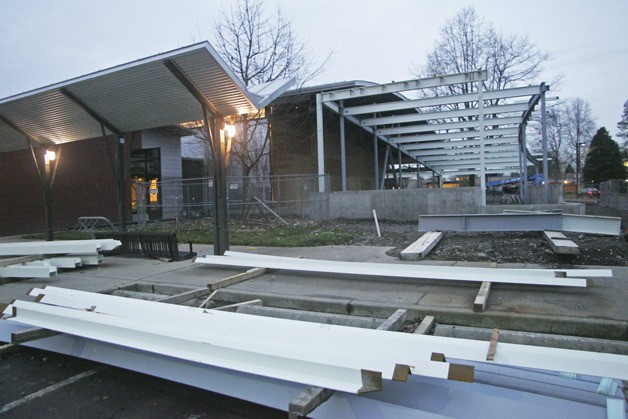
[320,203,628,267]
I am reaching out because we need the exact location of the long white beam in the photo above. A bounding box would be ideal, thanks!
[219,251,609,279]
[0,239,121,256]
[195,252,588,287]
[321,70,488,102]
[419,153,520,164]
[402,136,518,152]
[389,127,519,145]
[343,86,545,116]
[361,103,530,127]
[0,265,57,278]
[1,320,611,418]
[5,290,627,382]
[414,144,519,157]
[421,157,521,169]
[376,116,522,136]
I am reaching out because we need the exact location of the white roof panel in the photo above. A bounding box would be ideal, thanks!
[0,41,294,153]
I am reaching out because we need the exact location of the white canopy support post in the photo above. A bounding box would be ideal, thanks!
[373,117,379,190]
[398,147,403,189]
[478,81,487,206]
[316,93,325,193]
[339,100,347,192]
[541,86,549,203]
[380,145,390,190]
[522,123,528,203]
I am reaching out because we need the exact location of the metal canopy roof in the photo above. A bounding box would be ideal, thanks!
[0,41,294,153]
[316,70,548,179]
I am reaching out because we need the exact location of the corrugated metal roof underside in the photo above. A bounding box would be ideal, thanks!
[0,42,270,153]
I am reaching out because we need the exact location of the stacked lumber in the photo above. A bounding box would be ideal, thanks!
[0,240,120,279]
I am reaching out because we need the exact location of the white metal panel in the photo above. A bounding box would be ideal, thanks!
[343,85,544,116]
[6,290,628,382]
[0,42,294,153]
[0,264,57,278]
[321,71,487,102]
[360,102,530,127]
[195,252,588,287]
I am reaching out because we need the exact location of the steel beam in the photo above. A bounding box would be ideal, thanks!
[197,251,589,287]
[59,88,122,137]
[339,100,347,192]
[376,116,522,137]
[389,127,519,145]
[403,136,518,152]
[8,289,627,382]
[561,214,621,236]
[321,70,487,102]
[418,213,563,232]
[0,239,119,256]
[316,94,325,192]
[343,85,545,116]
[414,144,519,158]
[361,102,530,127]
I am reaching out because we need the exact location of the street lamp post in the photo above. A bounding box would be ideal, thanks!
[44,149,56,241]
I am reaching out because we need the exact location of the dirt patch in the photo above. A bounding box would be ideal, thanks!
[319,204,628,267]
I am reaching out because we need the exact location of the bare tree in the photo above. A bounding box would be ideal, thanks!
[617,99,628,156]
[412,7,552,105]
[202,0,331,214]
[563,97,596,166]
[541,104,567,180]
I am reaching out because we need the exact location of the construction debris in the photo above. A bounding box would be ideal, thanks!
[543,231,580,255]
[0,239,120,280]
[399,231,442,261]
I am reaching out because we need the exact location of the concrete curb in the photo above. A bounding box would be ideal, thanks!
[215,289,628,341]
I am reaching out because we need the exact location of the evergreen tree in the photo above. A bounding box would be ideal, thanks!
[582,127,625,183]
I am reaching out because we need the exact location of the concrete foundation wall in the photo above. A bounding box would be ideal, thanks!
[328,187,584,221]
[527,184,564,204]
[330,188,481,221]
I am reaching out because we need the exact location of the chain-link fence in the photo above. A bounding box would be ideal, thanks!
[599,179,628,211]
[133,174,330,227]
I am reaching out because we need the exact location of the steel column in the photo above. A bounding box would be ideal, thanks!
[43,153,54,241]
[316,94,325,192]
[204,108,230,255]
[339,100,347,192]
[397,147,402,189]
[522,124,528,203]
[541,89,549,203]
[380,145,390,190]
[164,59,230,254]
[478,82,487,206]
[373,131,379,190]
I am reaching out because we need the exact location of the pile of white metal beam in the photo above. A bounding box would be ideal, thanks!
[194,251,612,287]
[2,287,627,396]
[0,239,120,278]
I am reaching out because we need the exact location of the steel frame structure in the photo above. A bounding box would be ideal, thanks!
[315,70,550,205]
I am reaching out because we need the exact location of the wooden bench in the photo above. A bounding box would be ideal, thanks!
[94,231,196,261]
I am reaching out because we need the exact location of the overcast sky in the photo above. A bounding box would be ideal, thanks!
[1,0,626,138]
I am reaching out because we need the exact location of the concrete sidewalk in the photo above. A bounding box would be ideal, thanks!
[1,244,626,341]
